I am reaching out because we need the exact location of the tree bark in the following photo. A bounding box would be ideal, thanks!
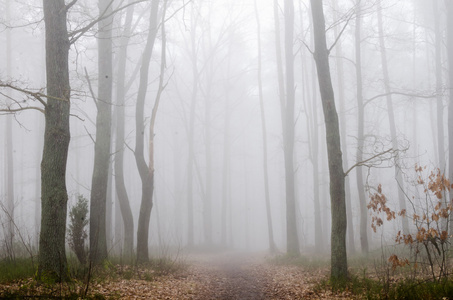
[354,1,368,254]
[283,0,300,256]
[114,0,135,261]
[254,0,277,253]
[310,0,348,280]
[376,1,409,235]
[4,0,15,259]
[332,0,355,254]
[433,0,446,171]
[38,0,71,281]
[89,0,113,265]
[135,0,159,263]
[444,0,453,232]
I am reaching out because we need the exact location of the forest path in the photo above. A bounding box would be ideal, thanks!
[190,252,268,299]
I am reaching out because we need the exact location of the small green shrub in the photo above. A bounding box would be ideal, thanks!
[68,195,89,265]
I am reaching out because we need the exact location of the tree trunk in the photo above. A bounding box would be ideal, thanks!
[376,1,409,235]
[434,0,446,171]
[135,0,159,263]
[444,0,453,233]
[332,0,355,255]
[305,2,324,252]
[310,0,347,280]
[283,0,300,256]
[254,0,277,253]
[4,0,15,259]
[114,0,135,261]
[38,0,71,281]
[354,1,368,254]
[186,3,199,247]
[89,0,113,264]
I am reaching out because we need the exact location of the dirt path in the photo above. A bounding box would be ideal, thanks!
[191,252,269,299]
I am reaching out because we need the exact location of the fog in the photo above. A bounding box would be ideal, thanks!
[0,0,449,262]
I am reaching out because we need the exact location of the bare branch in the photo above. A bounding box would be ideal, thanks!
[345,148,394,177]
[69,0,147,44]
[364,91,437,107]
[84,67,98,109]
[327,11,354,55]
[0,106,45,114]
[0,82,47,107]
[64,0,79,13]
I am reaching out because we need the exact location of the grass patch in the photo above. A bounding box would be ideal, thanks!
[0,258,36,284]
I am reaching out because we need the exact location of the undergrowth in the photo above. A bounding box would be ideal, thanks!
[0,254,186,299]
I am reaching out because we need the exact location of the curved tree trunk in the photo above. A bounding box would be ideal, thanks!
[38,0,71,281]
[114,1,135,261]
[135,0,159,263]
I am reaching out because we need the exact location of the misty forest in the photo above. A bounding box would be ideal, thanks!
[1,0,453,298]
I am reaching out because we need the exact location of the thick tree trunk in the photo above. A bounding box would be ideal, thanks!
[38,0,71,281]
[283,0,300,256]
[376,1,409,235]
[254,0,277,253]
[310,0,347,280]
[354,2,368,254]
[89,0,113,264]
[135,0,159,263]
[114,1,135,261]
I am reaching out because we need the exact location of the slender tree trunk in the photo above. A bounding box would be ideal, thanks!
[148,0,167,253]
[4,0,15,258]
[283,0,300,256]
[377,1,409,234]
[187,3,199,247]
[333,0,355,254]
[444,0,453,232]
[305,3,324,252]
[310,0,347,280]
[254,0,277,253]
[221,79,231,247]
[354,1,368,254]
[135,0,159,263]
[433,0,446,171]
[204,71,213,246]
[114,1,135,261]
[89,0,113,264]
[38,0,71,281]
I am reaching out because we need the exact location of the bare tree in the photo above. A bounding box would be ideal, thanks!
[254,0,277,253]
[310,0,348,280]
[354,0,369,254]
[37,0,71,281]
[114,0,135,261]
[134,0,159,263]
[89,0,114,265]
[283,0,300,256]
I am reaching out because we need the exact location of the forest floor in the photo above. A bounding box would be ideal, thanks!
[0,251,357,299]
